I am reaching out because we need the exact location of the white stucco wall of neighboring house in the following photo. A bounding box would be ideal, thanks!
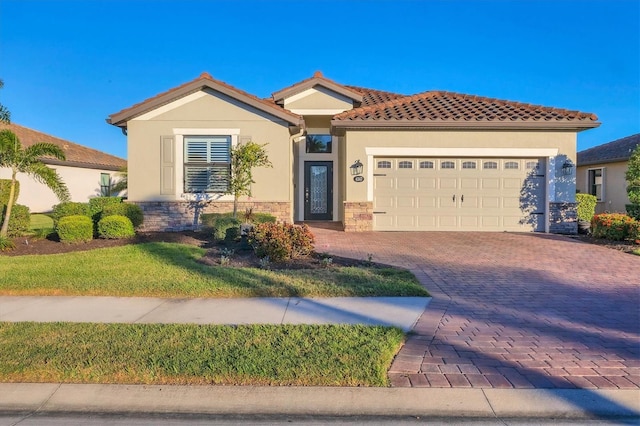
[0,165,122,213]
[577,161,631,214]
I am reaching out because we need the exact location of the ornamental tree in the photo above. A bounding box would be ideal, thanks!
[227,141,272,218]
[626,144,640,204]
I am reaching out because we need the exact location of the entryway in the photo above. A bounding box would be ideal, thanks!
[304,161,333,220]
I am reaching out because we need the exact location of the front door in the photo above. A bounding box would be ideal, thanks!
[304,161,333,220]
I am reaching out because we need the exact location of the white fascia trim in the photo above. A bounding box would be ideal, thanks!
[364,147,560,157]
[133,92,208,121]
[289,108,349,115]
[173,128,240,136]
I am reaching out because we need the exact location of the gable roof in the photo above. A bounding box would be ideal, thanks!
[271,71,363,104]
[108,72,302,128]
[0,123,126,171]
[577,133,640,166]
[332,91,600,130]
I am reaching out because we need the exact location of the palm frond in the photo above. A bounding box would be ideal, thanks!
[24,143,66,161]
[25,162,70,202]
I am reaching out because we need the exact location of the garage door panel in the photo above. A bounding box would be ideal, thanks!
[418,196,437,208]
[418,178,436,189]
[460,216,479,228]
[461,178,478,189]
[481,216,500,228]
[481,196,500,208]
[439,178,457,189]
[503,196,520,208]
[438,216,458,227]
[396,215,416,227]
[397,196,415,208]
[374,195,394,209]
[397,177,415,190]
[503,178,522,189]
[460,195,479,208]
[375,177,394,190]
[373,215,394,229]
[482,178,500,189]
[417,215,437,227]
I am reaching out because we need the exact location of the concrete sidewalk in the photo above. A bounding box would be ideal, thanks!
[1,383,639,419]
[0,295,430,332]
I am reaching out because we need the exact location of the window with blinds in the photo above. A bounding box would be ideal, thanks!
[184,135,231,192]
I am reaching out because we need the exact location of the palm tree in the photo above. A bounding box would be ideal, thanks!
[111,166,128,195]
[0,129,70,237]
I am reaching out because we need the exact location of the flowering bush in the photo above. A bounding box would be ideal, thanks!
[591,213,637,241]
[247,222,315,262]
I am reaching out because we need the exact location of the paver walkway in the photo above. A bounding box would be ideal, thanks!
[310,226,640,390]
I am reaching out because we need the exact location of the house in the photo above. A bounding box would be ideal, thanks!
[107,71,599,233]
[0,123,126,212]
[577,133,639,214]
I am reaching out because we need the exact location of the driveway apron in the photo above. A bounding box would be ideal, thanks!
[310,226,640,390]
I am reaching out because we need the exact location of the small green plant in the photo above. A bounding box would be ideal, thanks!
[248,222,315,262]
[321,256,333,268]
[258,256,271,270]
[576,193,597,222]
[0,235,15,251]
[97,215,135,239]
[591,213,637,241]
[101,203,143,228]
[219,255,231,266]
[362,253,374,267]
[220,247,235,257]
[51,202,90,225]
[0,203,30,236]
[56,215,93,243]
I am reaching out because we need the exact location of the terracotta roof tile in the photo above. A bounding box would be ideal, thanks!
[332,91,599,129]
[577,133,640,166]
[344,85,406,106]
[0,123,126,170]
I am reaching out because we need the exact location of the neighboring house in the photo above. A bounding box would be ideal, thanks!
[577,133,640,214]
[107,71,599,233]
[0,123,126,212]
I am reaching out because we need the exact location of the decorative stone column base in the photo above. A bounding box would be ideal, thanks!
[131,201,292,232]
[343,201,373,232]
[549,202,578,234]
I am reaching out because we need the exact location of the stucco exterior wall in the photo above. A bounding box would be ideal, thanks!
[0,165,120,212]
[342,129,577,203]
[284,88,353,111]
[577,161,630,213]
[126,90,294,210]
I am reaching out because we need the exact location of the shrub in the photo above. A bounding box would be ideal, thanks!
[591,213,637,241]
[89,197,123,223]
[0,204,30,237]
[201,212,277,241]
[247,222,315,262]
[51,202,90,225]
[57,215,93,243]
[576,193,597,222]
[0,179,19,206]
[0,235,15,251]
[626,204,640,221]
[101,203,143,228]
[628,220,640,244]
[97,215,135,239]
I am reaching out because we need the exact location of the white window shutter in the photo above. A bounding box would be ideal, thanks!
[160,135,175,195]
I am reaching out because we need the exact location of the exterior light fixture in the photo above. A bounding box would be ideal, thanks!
[562,159,574,176]
[350,159,363,176]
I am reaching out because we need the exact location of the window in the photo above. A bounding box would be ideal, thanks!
[483,161,498,169]
[100,173,111,196]
[588,168,603,201]
[398,161,413,169]
[184,135,231,192]
[419,161,434,169]
[505,161,519,170]
[526,161,539,170]
[377,160,391,169]
[441,161,455,169]
[462,161,476,169]
[306,134,332,153]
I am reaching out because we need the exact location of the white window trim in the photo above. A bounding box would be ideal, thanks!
[587,167,605,202]
[173,128,239,200]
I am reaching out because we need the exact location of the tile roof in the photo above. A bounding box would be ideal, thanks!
[577,133,640,166]
[332,91,599,130]
[344,85,406,106]
[271,71,363,103]
[108,72,301,128]
[0,123,126,171]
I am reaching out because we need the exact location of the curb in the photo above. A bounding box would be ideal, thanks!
[1,384,639,419]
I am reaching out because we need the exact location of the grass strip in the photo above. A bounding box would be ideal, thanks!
[0,242,427,297]
[0,322,404,386]
[29,214,54,231]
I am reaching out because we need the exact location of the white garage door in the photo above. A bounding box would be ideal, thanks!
[373,158,545,231]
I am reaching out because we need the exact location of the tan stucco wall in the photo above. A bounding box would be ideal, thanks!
[342,129,577,203]
[126,90,293,206]
[284,88,353,111]
[577,161,630,213]
[0,165,121,212]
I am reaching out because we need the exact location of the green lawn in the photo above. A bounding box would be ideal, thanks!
[0,322,404,386]
[0,242,428,297]
[29,213,54,230]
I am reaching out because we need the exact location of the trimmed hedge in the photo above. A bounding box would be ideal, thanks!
[576,193,597,222]
[248,222,315,262]
[51,202,90,225]
[0,179,19,206]
[201,212,277,241]
[97,215,135,239]
[0,204,30,237]
[101,203,143,228]
[626,204,640,221]
[57,215,93,244]
[89,197,123,223]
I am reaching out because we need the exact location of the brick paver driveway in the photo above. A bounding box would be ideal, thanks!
[311,227,640,389]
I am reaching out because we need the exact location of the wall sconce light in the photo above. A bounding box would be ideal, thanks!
[562,159,574,176]
[350,159,363,176]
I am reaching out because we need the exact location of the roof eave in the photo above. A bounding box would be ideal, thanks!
[331,120,601,131]
[42,158,125,171]
[577,157,630,167]
[273,79,363,104]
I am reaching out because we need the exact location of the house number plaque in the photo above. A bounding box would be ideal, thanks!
[353,176,364,183]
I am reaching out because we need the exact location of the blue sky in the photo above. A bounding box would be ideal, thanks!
[1,0,638,159]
